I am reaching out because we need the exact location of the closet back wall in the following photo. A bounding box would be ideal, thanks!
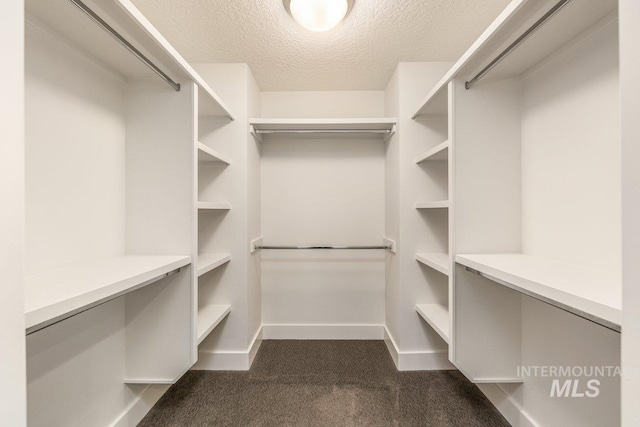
[260,92,386,339]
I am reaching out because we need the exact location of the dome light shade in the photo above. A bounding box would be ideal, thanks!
[287,0,350,32]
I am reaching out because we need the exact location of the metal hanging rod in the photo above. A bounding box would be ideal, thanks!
[254,129,392,135]
[26,267,183,336]
[68,0,181,91]
[465,0,573,90]
[257,245,391,250]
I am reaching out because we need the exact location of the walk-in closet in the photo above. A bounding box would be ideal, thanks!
[2,0,639,425]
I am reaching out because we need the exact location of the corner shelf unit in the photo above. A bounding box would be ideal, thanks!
[415,201,449,209]
[416,253,450,276]
[197,304,231,345]
[249,118,397,142]
[197,142,231,165]
[197,254,231,277]
[25,255,190,333]
[416,140,449,163]
[416,304,450,343]
[456,254,621,331]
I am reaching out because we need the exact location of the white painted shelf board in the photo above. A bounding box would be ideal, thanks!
[416,253,450,276]
[456,253,622,331]
[25,0,234,119]
[197,201,231,210]
[413,86,448,117]
[197,142,231,165]
[197,304,231,345]
[416,304,450,344]
[197,253,231,277]
[416,140,449,163]
[25,255,190,331]
[415,201,449,209]
[249,118,397,131]
[412,0,615,118]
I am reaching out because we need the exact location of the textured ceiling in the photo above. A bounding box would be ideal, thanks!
[130,0,511,91]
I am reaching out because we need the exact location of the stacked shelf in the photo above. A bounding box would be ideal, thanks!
[197,304,231,345]
[416,304,450,343]
[413,81,452,346]
[416,253,449,276]
[197,253,231,277]
[198,202,232,210]
[197,142,231,165]
[416,140,449,163]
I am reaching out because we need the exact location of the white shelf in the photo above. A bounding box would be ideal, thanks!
[197,142,231,165]
[197,304,231,345]
[249,118,397,141]
[412,0,615,118]
[25,255,191,331]
[416,140,449,163]
[197,254,231,277]
[416,253,450,276]
[416,304,450,343]
[26,0,234,119]
[415,201,449,209]
[413,86,449,117]
[197,201,231,210]
[456,253,622,331]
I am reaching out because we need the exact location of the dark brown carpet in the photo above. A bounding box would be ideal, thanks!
[139,340,510,426]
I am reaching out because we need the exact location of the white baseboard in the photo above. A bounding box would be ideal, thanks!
[262,324,385,340]
[110,384,170,427]
[477,383,538,427]
[193,326,263,371]
[383,327,455,371]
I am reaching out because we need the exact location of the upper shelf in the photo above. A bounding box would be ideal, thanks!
[456,253,622,331]
[412,0,617,118]
[25,255,191,333]
[249,118,397,141]
[26,0,234,119]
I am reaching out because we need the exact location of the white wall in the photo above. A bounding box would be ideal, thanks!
[521,20,620,273]
[0,1,26,424]
[25,22,126,275]
[260,91,386,338]
[620,0,640,425]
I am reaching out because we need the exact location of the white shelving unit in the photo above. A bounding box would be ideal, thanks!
[197,304,231,345]
[416,140,449,163]
[197,142,231,165]
[25,255,190,332]
[249,118,397,141]
[415,201,449,209]
[197,202,232,210]
[416,304,450,343]
[457,253,621,330]
[416,253,450,276]
[197,254,231,277]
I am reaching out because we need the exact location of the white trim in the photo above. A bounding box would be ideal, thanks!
[110,384,170,427]
[262,324,385,340]
[194,326,264,371]
[383,327,455,371]
[477,383,539,427]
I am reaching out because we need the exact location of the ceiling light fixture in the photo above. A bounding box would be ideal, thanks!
[284,0,354,32]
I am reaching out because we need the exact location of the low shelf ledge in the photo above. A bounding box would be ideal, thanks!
[415,304,450,344]
[197,254,231,277]
[197,304,231,345]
